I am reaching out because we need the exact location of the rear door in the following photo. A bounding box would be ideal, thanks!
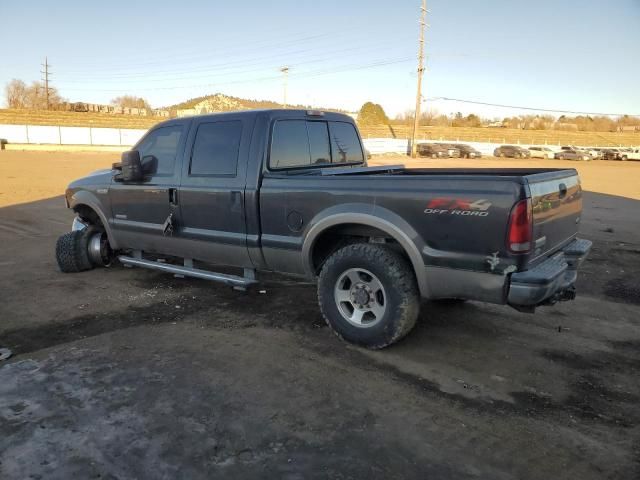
[175,115,253,267]
[526,170,582,263]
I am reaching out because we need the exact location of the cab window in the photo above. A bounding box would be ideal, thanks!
[190,121,242,176]
[136,125,183,176]
[269,119,364,169]
[328,122,364,163]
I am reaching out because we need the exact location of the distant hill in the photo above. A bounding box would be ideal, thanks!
[166,93,347,114]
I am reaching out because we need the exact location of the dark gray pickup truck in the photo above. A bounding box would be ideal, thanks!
[57,109,591,348]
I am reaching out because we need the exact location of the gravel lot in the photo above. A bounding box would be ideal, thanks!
[0,151,639,479]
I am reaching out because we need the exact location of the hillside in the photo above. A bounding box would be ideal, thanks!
[167,93,294,112]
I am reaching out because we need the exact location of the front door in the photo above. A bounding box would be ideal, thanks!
[109,122,187,253]
[175,116,252,268]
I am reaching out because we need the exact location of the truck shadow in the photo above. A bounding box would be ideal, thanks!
[1,191,639,347]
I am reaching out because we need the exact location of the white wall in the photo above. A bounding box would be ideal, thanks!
[0,124,147,146]
[1,125,572,154]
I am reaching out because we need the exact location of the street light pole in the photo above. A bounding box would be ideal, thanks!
[280,66,290,108]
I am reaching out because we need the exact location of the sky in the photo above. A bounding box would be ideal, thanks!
[1,0,639,118]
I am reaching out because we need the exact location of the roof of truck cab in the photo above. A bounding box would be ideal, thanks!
[152,109,356,129]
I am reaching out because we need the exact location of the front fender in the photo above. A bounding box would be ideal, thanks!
[301,203,429,298]
[68,189,118,249]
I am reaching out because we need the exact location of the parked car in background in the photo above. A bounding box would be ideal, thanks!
[619,148,640,161]
[455,144,482,158]
[528,146,554,159]
[494,145,531,158]
[554,148,592,161]
[435,143,461,158]
[417,143,448,158]
[579,147,602,159]
[601,149,620,160]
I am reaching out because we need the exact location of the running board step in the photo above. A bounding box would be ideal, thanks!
[118,255,257,288]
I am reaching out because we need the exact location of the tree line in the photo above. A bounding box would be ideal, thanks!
[362,103,640,132]
[4,79,151,112]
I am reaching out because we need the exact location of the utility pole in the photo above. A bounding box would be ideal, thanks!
[280,66,289,108]
[410,0,426,157]
[41,57,51,110]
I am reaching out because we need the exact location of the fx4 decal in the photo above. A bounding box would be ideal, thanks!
[424,197,492,217]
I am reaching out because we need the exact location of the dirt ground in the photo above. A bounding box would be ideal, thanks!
[0,151,639,479]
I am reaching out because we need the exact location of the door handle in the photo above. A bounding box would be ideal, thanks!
[230,190,242,212]
[169,188,178,206]
[558,183,567,198]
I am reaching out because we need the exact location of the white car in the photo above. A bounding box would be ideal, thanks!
[579,147,602,159]
[619,148,640,161]
[528,146,554,159]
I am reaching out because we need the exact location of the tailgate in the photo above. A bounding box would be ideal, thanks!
[526,170,582,263]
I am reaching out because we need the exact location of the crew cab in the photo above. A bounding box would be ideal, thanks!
[57,109,591,348]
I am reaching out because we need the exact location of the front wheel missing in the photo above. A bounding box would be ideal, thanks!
[55,226,112,273]
[87,231,113,267]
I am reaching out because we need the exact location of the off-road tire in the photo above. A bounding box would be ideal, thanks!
[55,227,96,273]
[318,243,420,349]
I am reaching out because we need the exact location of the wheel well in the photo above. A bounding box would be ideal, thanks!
[311,223,408,274]
[73,204,103,228]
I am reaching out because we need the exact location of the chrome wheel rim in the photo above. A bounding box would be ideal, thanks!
[88,232,112,266]
[334,268,386,328]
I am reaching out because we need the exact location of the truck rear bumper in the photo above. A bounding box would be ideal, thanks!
[507,238,592,309]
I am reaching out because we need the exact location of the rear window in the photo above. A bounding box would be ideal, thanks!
[270,120,313,169]
[269,119,363,169]
[329,122,364,164]
[190,121,242,176]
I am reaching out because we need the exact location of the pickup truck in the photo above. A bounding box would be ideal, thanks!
[56,109,591,349]
[619,148,640,161]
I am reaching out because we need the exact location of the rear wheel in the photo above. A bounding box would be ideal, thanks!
[318,243,420,349]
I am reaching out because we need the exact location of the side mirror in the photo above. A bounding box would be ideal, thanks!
[118,150,143,182]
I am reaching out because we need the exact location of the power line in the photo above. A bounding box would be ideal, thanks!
[55,56,414,94]
[53,41,412,84]
[57,29,413,74]
[426,96,639,117]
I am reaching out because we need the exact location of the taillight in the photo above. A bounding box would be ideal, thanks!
[507,199,532,253]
